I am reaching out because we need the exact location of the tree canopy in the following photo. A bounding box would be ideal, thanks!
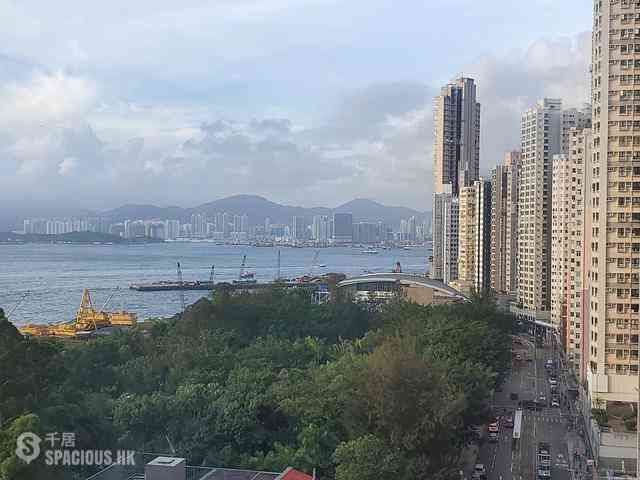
[0,290,513,480]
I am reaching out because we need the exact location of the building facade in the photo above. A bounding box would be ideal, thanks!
[332,213,353,245]
[432,77,480,284]
[432,186,459,283]
[490,151,521,295]
[456,179,492,294]
[433,77,481,196]
[588,0,640,404]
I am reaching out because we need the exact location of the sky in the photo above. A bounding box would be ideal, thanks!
[0,0,593,219]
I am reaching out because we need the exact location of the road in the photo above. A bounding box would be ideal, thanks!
[475,334,573,480]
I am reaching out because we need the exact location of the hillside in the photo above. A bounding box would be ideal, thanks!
[101,195,428,228]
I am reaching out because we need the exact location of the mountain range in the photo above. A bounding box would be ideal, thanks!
[104,195,428,229]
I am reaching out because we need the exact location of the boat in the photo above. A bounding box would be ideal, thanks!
[318,263,327,268]
[362,248,379,254]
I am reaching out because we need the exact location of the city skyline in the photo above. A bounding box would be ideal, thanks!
[1,1,591,218]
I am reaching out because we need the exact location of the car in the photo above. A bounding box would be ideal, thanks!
[538,393,547,403]
[472,464,487,479]
[488,431,498,443]
[549,377,558,386]
[488,422,499,433]
[510,392,519,401]
[504,414,514,428]
[545,359,554,369]
[515,353,523,361]
[551,397,560,407]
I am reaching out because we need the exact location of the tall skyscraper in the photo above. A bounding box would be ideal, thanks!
[432,77,480,284]
[587,0,640,405]
[490,151,521,295]
[433,77,481,196]
[455,179,492,294]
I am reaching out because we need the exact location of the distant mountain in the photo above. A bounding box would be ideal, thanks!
[334,199,425,227]
[93,195,429,229]
[105,204,189,222]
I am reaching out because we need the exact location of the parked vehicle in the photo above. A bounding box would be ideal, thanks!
[537,443,551,478]
[472,464,487,479]
[551,396,560,408]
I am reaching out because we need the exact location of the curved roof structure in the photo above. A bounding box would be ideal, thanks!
[337,273,468,302]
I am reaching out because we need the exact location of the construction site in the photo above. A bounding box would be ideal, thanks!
[17,289,137,339]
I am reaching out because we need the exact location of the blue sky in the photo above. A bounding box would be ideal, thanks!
[0,0,591,219]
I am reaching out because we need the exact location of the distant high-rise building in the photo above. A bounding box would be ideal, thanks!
[433,77,481,196]
[353,222,380,244]
[292,216,306,240]
[431,186,459,283]
[165,220,181,240]
[332,213,353,245]
[191,213,207,238]
[432,77,480,286]
[241,214,249,234]
[490,151,521,295]
[456,179,492,293]
[312,215,331,246]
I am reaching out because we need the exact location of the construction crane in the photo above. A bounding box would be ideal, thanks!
[101,287,120,310]
[7,292,29,320]
[177,262,186,313]
[209,265,215,299]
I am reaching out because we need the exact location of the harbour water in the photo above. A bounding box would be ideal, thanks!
[0,243,431,326]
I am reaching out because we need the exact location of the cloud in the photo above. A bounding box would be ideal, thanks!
[58,157,78,176]
[464,32,591,169]
[0,29,591,226]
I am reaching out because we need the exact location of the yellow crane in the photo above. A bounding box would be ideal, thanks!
[18,288,137,338]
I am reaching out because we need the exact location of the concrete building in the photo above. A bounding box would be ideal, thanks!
[432,77,480,286]
[587,0,640,407]
[455,179,492,294]
[433,77,481,196]
[517,99,589,322]
[551,154,572,338]
[332,213,353,245]
[337,273,467,306]
[353,222,380,244]
[565,127,592,376]
[291,216,306,241]
[312,215,331,246]
[490,151,521,295]
[431,185,459,283]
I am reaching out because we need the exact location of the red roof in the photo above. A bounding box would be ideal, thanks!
[278,467,313,480]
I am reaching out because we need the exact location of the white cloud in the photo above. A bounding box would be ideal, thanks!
[58,157,78,176]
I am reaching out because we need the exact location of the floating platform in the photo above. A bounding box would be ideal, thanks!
[129,281,214,292]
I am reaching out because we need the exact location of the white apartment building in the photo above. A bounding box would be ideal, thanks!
[588,0,640,405]
[518,100,590,322]
[432,186,459,283]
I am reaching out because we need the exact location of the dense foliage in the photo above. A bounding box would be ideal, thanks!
[0,291,513,480]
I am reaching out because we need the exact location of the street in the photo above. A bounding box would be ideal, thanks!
[474,334,579,480]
